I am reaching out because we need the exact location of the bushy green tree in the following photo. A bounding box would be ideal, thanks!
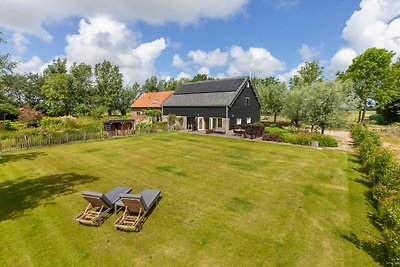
[290,61,324,87]
[41,73,75,116]
[283,87,307,126]
[258,82,287,122]
[344,48,395,122]
[94,60,123,116]
[304,80,350,134]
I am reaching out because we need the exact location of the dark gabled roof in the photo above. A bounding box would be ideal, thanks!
[163,77,251,107]
[174,77,246,95]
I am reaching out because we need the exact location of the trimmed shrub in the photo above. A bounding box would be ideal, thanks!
[280,133,312,146]
[262,133,281,142]
[311,134,338,147]
[264,127,287,135]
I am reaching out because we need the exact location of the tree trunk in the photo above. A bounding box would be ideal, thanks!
[357,110,361,123]
[311,124,314,132]
[321,128,325,134]
[274,114,277,123]
[361,101,367,123]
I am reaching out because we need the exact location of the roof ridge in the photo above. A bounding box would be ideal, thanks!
[184,76,248,85]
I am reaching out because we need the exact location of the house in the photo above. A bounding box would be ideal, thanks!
[162,77,260,133]
[131,91,174,122]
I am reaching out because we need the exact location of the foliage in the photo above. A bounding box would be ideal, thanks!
[257,82,287,122]
[0,120,15,131]
[94,60,123,116]
[343,48,395,123]
[303,80,350,134]
[311,134,338,147]
[191,73,214,82]
[351,125,400,265]
[18,106,43,125]
[265,126,287,135]
[167,114,177,126]
[143,108,161,123]
[40,117,63,128]
[61,116,77,129]
[282,88,307,126]
[41,73,75,116]
[290,61,324,87]
[280,132,313,146]
[262,133,281,142]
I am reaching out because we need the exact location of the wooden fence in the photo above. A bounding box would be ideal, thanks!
[0,131,113,152]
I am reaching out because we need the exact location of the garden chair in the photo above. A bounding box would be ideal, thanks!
[75,186,132,226]
[114,189,161,231]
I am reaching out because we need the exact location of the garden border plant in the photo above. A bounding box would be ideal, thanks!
[351,124,400,265]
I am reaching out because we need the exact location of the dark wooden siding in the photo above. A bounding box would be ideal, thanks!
[163,106,226,117]
[228,84,261,129]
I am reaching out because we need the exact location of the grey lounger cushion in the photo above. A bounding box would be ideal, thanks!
[82,186,132,207]
[105,186,132,204]
[120,189,161,211]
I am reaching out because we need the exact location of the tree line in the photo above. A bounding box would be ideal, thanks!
[1,31,399,126]
[255,48,400,131]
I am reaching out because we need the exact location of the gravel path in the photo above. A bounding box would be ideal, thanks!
[324,130,354,152]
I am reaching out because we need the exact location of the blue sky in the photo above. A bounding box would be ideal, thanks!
[0,0,399,84]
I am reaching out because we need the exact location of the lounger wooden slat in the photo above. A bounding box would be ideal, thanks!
[114,189,161,231]
[74,186,132,226]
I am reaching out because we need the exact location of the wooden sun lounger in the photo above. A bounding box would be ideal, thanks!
[74,186,132,226]
[114,189,161,231]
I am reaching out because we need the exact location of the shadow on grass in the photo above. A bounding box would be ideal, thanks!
[0,173,99,222]
[341,232,386,266]
[0,152,46,164]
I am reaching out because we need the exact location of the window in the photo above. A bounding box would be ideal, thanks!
[246,117,251,124]
[217,118,222,127]
[245,97,250,106]
[236,118,242,125]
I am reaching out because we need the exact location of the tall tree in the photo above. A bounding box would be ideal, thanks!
[43,58,68,77]
[258,82,287,122]
[344,48,395,123]
[41,73,75,116]
[117,83,140,116]
[377,57,400,122]
[142,76,158,92]
[94,60,123,116]
[290,60,324,87]
[283,88,308,126]
[191,73,213,82]
[304,80,350,134]
[70,63,93,115]
[0,33,18,119]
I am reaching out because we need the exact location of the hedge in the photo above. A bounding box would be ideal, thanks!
[351,124,400,265]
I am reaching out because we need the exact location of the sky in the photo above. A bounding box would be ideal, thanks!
[0,0,400,85]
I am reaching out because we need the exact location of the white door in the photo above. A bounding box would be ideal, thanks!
[197,117,204,130]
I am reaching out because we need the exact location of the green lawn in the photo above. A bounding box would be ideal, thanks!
[0,133,379,266]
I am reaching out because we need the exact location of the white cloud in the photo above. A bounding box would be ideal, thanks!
[327,47,357,75]
[12,33,29,54]
[328,0,400,76]
[15,56,43,74]
[187,49,228,68]
[276,63,305,83]
[64,16,166,84]
[228,46,285,77]
[172,54,188,68]
[173,45,285,78]
[177,72,191,80]
[0,0,249,41]
[297,43,320,61]
[342,0,400,54]
[197,67,210,75]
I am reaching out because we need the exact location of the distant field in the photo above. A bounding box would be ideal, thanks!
[379,126,400,162]
[0,133,379,266]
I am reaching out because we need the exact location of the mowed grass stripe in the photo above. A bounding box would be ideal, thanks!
[0,133,379,266]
